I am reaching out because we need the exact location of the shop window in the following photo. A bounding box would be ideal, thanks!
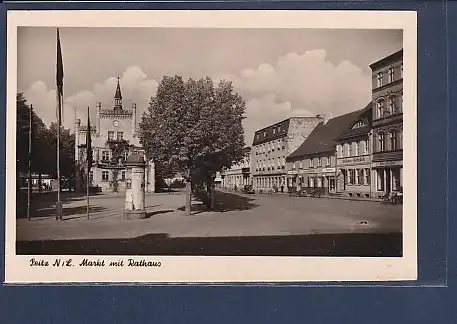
[357,169,364,185]
[377,171,385,191]
[364,169,370,185]
[348,169,355,184]
[392,168,401,191]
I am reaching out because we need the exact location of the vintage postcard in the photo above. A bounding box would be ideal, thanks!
[5,10,417,283]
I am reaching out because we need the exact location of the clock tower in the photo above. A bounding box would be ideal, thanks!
[75,74,155,193]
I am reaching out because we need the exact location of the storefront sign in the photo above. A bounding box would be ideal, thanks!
[321,167,336,173]
[372,160,403,168]
[287,170,297,175]
[338,155,370,165]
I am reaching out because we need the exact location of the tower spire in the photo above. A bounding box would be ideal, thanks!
[114,73,122,110]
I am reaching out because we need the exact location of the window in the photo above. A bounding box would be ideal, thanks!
[327,156,331,166]
[102,150,110,161]
[108,131,115,141]
[273,128,276,135]
[277,157,281,168]
[377,72,383,87]
[256,134,259,140]
[121,171,126,180]
[277,140,281,150]
[355,142,359,156]
[309,159,314,168]
[365,168,370,185]
[263,131,266,137]
[378,133,385,152]
[388,67,394,82]
[377,100,384,119]
[358,169,364,185]
[392,168,401,191]
[89,171,93,183]
[122,151,129,161]
[377,170,385,191]
[317,158,322,167]
[348,143,353,157]
[401,63,403,78]
[365,139,370,155]
[390,130,399,150]
[348,169,355,184]
[278,125,281,132]
[299,160,303,169]
[102,171,109,182]
[282,156,286,167]
[388,97,396,115]
[292,161,296,170]
[337,145,343,158]
[117,131,124,141]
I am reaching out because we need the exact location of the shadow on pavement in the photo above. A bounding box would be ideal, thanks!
[16,232,402,257]
[178,190,259,215]
[145,209,174,218]
[16,190,106,219]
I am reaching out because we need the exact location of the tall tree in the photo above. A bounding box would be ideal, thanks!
[139,76,246,215]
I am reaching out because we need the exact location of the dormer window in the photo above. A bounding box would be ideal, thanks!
[352,120,366,129]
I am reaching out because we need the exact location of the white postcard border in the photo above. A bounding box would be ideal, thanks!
[5,10,417,283]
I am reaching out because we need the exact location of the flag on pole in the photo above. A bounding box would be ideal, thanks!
[86,106,92,170]
[56,28,64,125]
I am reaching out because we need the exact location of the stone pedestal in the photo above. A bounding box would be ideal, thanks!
[123,154,146,220]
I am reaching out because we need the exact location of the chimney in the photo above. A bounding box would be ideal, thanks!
[323,113,332,126]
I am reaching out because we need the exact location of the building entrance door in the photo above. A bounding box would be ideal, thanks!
[385,169,391,194]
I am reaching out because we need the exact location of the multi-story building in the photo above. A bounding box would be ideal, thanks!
[369,49,403,197]
[221,147,251,190]
[252,116,322,192]
[75,76,155,192]
[286,111,364,194]
[335,104,373,198]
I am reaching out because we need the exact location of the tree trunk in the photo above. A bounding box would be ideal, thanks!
[185,170,191,216]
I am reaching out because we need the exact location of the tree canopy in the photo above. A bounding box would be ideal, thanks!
[139,76,246,211]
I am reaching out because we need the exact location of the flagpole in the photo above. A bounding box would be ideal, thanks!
[86,106,91,219]
[56,92,62,220]
[27,105,33,221]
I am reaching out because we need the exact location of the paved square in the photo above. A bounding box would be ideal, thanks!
[17,190,402,242]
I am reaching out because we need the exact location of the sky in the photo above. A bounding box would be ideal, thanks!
[17,27,402,145]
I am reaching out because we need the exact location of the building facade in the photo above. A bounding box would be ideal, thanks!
[286,112,363,194]
[369,49,403,197]
[221,147,251,190]
[252,116,322,192]
[75,76,155,193]
[335,104,373,198]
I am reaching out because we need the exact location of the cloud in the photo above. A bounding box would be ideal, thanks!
[220,49,372,120]
[23,66,158,130]
[243,94,313,146]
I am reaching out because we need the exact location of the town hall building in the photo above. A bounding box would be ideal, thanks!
[75,75,155,193]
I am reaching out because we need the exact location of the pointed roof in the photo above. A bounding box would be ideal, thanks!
[114,74,122,99]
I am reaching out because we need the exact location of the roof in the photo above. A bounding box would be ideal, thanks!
[114,75,122,99]
[335,103,372,140]
[252,118,290,146]
[287,108,367,160]
[369,49,403,70]
[125,153,145,166]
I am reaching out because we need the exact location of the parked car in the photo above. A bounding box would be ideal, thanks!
[241,185,255,194]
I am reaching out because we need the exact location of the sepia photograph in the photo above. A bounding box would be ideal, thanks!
[5,10,417,283]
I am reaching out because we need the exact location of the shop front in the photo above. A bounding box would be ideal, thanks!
[371,160,403,198]
[336,155,372,197]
